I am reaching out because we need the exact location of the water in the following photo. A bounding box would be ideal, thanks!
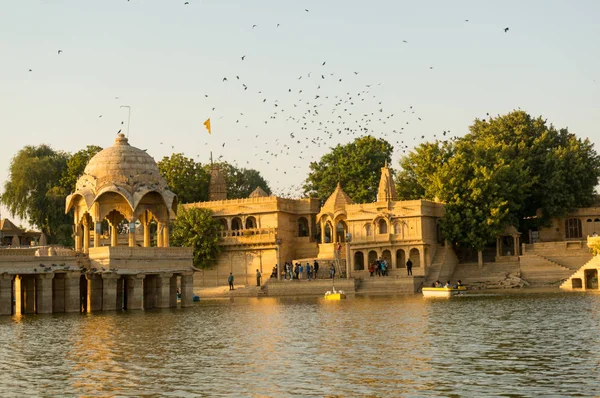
[0,292,599,397]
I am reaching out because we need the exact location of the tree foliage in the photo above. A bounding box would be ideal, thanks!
[396,110,600,250]
[158,153,210,203]
[303,136,394,204]
[1,145,70,242]
[205,162,272,199]
[170,207,221,268]
[58,145,103,193]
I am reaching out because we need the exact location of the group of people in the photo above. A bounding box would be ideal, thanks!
[367,258,414,276]
[281,260,320,280]
[368,259,390,276]
[432,280,463,288]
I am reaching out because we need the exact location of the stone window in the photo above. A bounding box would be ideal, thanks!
[378,219,388,234]
[365,224,372,237]
[245,216,257,229]
[298,217,309,237]
[565,218,582,239]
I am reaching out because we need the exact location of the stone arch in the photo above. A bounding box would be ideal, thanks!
[324,222,333,243]
[217,218,228,230]
[354,251,365,270]
[298,217,309,237]
[245,216,257,229]
[396,249,406,268]
[231,217,243,235]
[409,248,420,267]
[368,250,378,265]
[585,269,598,289]
[382,249,391,264]
[336,220,348,243]
[378,219,388,234]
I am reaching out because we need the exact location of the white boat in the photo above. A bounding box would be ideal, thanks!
[422,286,467,297]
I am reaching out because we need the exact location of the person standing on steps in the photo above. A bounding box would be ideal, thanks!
[256,269,261,287]
[329,264,336,279]
[406,259,413,276]
[313,260,319,279]
[228,272,234,290]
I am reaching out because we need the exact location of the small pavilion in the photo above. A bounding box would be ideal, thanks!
[65,133,194,311]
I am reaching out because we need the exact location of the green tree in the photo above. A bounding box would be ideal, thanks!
[303,135,394,203]
[1,145,70,242]
[206,162,272,199]
[395,110,600,252]
[158,153,209,203]
[170,207,221,268]
[58,145,103,193]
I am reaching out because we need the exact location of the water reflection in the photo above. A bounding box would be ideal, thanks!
[0,293,599,397]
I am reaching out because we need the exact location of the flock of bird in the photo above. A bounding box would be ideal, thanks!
[25,4,513,200]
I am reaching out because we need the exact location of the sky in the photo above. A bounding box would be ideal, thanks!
[1,0,599,227]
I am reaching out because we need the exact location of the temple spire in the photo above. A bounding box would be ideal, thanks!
[377,161,397,202]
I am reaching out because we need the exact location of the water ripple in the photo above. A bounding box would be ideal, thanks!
[0,293,599,397]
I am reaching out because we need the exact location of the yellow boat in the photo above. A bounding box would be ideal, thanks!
[422,286,467,297]
[324,289,346,300]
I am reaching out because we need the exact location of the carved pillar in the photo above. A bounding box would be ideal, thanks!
[128,222,136,248]
[0,274,14,315]
[156,273,174,308]
[83,218,90,254]
[109,225,118,247]
[180,272,194,308]
[320,220,325,243]
[35,273,54,314]
[419,248,426,273]
[163,224,170,248]
[157,222,164,248]
[496,237,501,257]
[125,275,145,310]
[64,272,81,313]
[94,222,101,248]
[116,277,124,311]
[102,274,119,311]
[514,235,519,257]
[143,276,157,310]
[74,224,82,252]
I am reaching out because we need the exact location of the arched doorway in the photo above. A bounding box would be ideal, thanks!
[336,221,347,243]
[245,216,257,229]
[396,249,405,268]
[218,218,228,231]
[382,249,391,264]
[409,248,420,267]
[378,219,388,234]
[231,217,242,235]
[298,217,309,237]
[324,222,332,243]
[368,250,378,265]
[354,251,365,270]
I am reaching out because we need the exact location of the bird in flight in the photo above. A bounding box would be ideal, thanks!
[252,25,258,28]
[402,40,408,43]
[57,50,62,55]
[184,1,189,4]
[223,77,228,82]
[305,9,309,12]
[504,27,509,32]
[241,55,246,60]
[322,61,326,66]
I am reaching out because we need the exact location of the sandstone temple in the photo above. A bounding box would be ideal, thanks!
[0,134,194,315]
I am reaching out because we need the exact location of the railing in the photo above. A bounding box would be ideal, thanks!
[218,228,277,244]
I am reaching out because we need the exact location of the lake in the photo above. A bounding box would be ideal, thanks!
[0,291,598,397]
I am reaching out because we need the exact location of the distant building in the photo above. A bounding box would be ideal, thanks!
[188,162,447,286]
[0,219,40,246]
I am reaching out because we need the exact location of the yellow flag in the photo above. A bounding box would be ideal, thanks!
[203,118,211,134]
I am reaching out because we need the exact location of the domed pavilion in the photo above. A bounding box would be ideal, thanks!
[65,133,194,311]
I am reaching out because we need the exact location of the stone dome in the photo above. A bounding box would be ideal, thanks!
[65,133,177,220]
